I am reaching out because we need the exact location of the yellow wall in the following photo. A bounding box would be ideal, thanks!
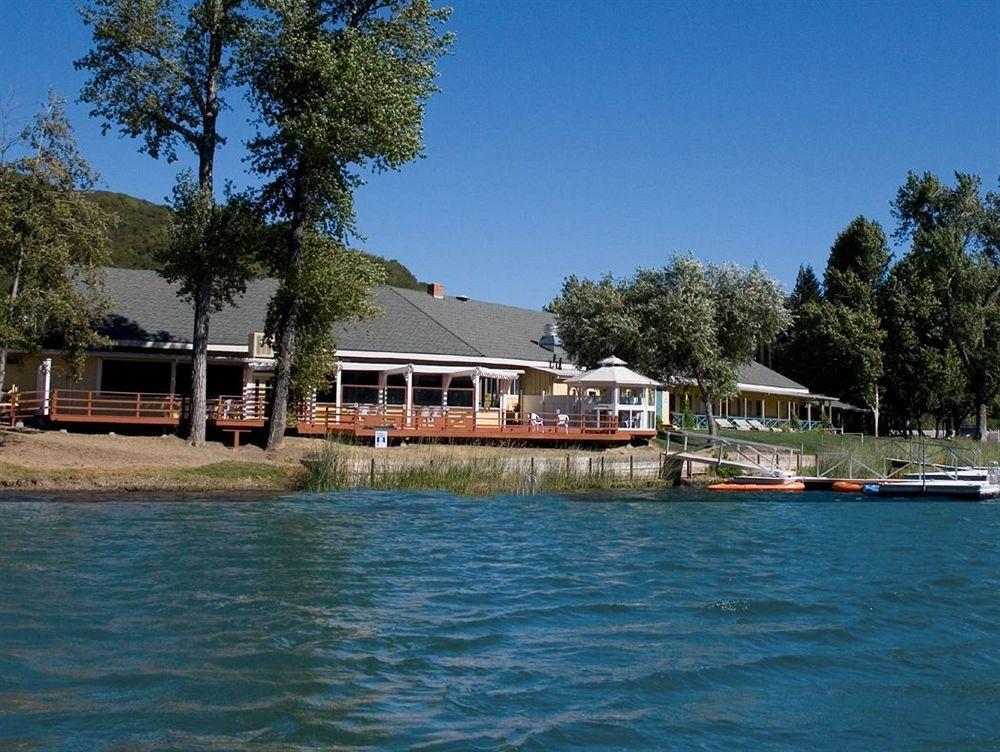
[666,387,808,421]
[4,354,101,393]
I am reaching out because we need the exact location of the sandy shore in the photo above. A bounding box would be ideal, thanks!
[0,428,666,492]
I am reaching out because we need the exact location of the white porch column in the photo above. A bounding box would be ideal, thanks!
[378,371,388,409]
[760,399,766,419]
[335,364,343,414]
[807,402,812,425]
[36,358,52,416]
[170,360,178,395]
[663,389,670,424]
[472,372,480,427]
[742,397,748,417]
[441,374,452,410]
[404,365,414,428]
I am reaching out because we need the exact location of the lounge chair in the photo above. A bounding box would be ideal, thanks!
[714,417,735,430]
[733,418,754,431]
[747,419,768,431]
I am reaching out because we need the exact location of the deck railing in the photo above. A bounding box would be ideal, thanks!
[49,390,184,424]
[207,394,267,424]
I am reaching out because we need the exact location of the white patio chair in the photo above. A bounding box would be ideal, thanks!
[733,418,754,431]
[556,412,570,432]
[747,419,768,431]
[714,417,735,430]
[529,412,544,430]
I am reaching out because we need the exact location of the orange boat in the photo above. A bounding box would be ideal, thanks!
[708,481,805,492]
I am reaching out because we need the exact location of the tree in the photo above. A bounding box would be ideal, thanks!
[156,173,266,340]
[788,264,821,312]
[552,257,790,435]
[240,0,453,451]
[893,171,1000,441]
[879,251,969,435]
[0,93,111,392]
[77,0,248,445]
[824,216,890,309]
[546,274,638,369]
[773,218,889,433]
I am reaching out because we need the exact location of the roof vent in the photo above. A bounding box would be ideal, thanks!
[539,323,567,358]
[426,282,445,299]
[455,294,470,302]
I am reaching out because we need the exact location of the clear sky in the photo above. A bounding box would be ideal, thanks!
[2,0,998,308]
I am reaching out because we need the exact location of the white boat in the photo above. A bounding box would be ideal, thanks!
[862,477,1000,500]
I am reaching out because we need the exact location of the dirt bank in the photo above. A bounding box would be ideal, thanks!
[0,429,667,492]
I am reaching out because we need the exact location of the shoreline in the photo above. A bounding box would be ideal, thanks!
[0,429,676,495]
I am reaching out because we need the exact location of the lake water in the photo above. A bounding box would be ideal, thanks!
[1,490,998,750]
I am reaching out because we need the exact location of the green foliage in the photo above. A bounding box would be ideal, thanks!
[265,235,386,398]
[84,190,172,267]
[546,274,637,368]
[891,171,1000,439]
[552,256,790,434]
[0,93,112,389]
[76,0,246,167]
[823,216,890,309]
[157,172,266,310]
[788,264,821,312]
[241,0,454,237]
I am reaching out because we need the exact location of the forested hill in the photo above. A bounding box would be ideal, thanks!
[84,190,424,290]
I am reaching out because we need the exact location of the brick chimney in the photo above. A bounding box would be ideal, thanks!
[427,282,445,299]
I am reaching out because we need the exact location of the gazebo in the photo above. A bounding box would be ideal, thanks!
[564,356,661,431]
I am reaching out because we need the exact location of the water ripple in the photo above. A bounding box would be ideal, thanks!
[0,491,998,750]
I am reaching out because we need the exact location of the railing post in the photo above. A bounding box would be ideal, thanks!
[88,391,93,418]
[135,392,141,419]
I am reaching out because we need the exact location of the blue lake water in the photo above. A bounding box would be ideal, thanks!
[1,490,998,750]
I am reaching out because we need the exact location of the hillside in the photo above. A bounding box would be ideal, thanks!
[83,190,424,290]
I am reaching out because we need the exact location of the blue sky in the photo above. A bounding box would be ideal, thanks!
[2,0,998,308]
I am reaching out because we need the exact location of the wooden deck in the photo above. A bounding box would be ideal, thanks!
[2,391,656,444]
[294,404,654,444]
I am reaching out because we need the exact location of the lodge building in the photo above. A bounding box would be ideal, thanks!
[2,268,837,443]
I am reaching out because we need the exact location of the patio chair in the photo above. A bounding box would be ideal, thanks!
[529,412,544,430]
[556,412,570,432]
[747,419,770,431]
[733,418,754,431]
[714,417,735,430]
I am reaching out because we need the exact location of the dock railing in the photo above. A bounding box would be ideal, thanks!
[661,429,804,476]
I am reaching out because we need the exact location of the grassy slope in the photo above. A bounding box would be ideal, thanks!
[84,189,424,289]
[0,460,301,491]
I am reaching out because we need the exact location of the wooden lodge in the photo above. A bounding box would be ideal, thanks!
[0,268,835,444]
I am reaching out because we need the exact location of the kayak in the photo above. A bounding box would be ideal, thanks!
[708,481,805,492]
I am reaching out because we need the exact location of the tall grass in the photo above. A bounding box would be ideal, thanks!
[300,440,667,496]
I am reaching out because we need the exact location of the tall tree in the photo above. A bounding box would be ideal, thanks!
[0,93,111,392]
[240,0,452,451]
[788,264,821,312]
[824,216,890,309]
[77,0,247,445]
[546,274,637,369]
[893,171,1000,441]
[553,257,790,435]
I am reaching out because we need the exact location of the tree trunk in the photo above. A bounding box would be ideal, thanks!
[976,398,988,442]
[186,1,222,446]
[702,390,717,436]
[188,274,212,445]
[266,178,307,452]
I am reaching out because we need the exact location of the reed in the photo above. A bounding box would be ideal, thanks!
[300,440,666,496]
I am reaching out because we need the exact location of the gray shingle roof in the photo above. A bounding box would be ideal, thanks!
[98,267,557,361]
[97,268,809,390]
[737,360,808,391]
